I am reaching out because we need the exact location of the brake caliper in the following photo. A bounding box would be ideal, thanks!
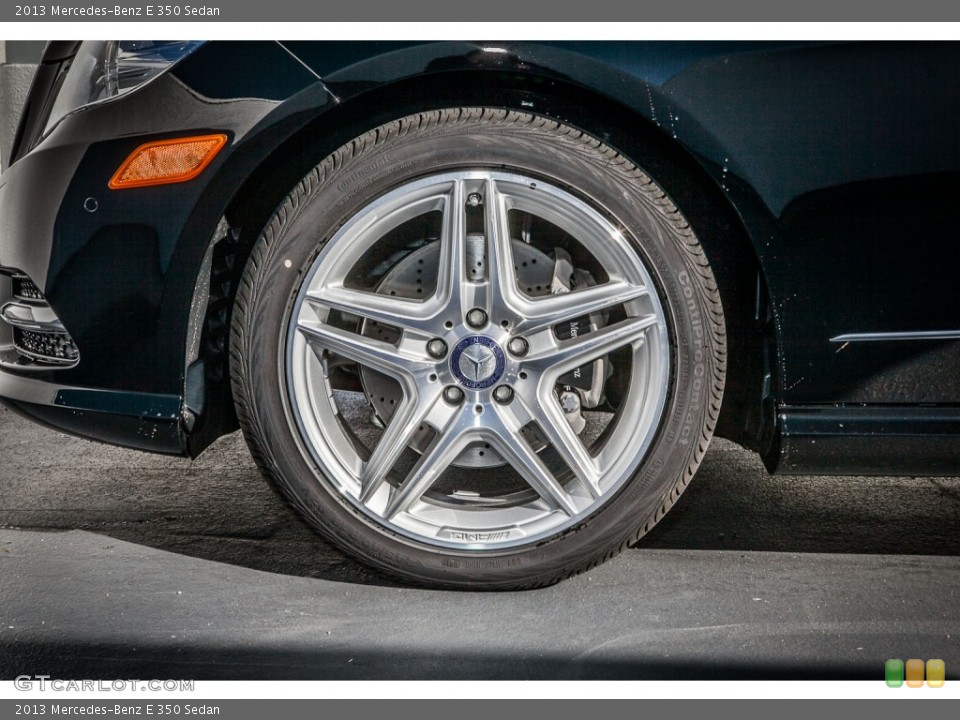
[549,248,612,435]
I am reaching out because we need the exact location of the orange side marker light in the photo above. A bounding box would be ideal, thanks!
[109,134,227,189]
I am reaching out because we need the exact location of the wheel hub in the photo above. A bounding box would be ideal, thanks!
[450,336,505,389]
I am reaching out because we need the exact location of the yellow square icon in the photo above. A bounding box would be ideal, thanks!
[926,659,945,688]
[906,658,925,687]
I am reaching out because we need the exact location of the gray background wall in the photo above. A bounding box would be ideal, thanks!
[0,41,44,170]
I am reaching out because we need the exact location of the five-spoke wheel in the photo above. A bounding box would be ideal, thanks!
[287,171,669,549]
[231,109,725,588]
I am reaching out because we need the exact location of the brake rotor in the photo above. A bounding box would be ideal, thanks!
[360,235,555,468]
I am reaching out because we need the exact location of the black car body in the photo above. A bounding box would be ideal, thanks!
[1,40,958,587]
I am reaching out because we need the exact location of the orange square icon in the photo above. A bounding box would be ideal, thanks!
[905,658,925,687]
[926,659,945,688]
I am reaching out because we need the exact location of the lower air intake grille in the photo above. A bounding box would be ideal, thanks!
[14,328,80,364]
[1,270,80,369]
[12,274,44,301]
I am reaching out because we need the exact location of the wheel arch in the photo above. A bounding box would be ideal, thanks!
[191,65,778,459]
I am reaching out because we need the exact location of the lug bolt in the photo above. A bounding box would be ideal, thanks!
[492,385,514,404]
[443,386,465,405]
[466,193,482,207]
[427,338,448,359]
[559,391,581,414]
[507,336,529,357]
[466,308,488,328]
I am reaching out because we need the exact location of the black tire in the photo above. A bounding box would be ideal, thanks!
[230,108,725,589]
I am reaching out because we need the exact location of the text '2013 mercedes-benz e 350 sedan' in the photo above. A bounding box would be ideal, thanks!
[1,41,958,588]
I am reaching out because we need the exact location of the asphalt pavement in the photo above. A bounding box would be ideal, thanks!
[1,403,958,679]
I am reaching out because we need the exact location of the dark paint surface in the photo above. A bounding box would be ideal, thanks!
[1,40,958,466]
[658,42,960,404]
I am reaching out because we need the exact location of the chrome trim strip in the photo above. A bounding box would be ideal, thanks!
[830,330,960,343]
[0,300,66,333]
[12,346,78,367]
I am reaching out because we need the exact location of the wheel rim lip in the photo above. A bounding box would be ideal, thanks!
[283,169,672,551]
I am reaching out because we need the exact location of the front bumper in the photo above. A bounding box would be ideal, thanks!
[0,368,185,454]
[0,94,190,454]
[0,41,332,455]
[0,66,207,455]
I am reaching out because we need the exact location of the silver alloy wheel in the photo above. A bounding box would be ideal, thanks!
[285,170,670,550]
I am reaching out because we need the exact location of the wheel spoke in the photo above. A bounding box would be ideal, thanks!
[521,393,602,499]
[384,415,471,520]
[305,286,439,337]
[435,180,469,317]
[482,178,521,320]
[486,405,580,516]
[527,313,659,377]
[297,319,428,378]
[359,388,438,503]
[512,281,649,337]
